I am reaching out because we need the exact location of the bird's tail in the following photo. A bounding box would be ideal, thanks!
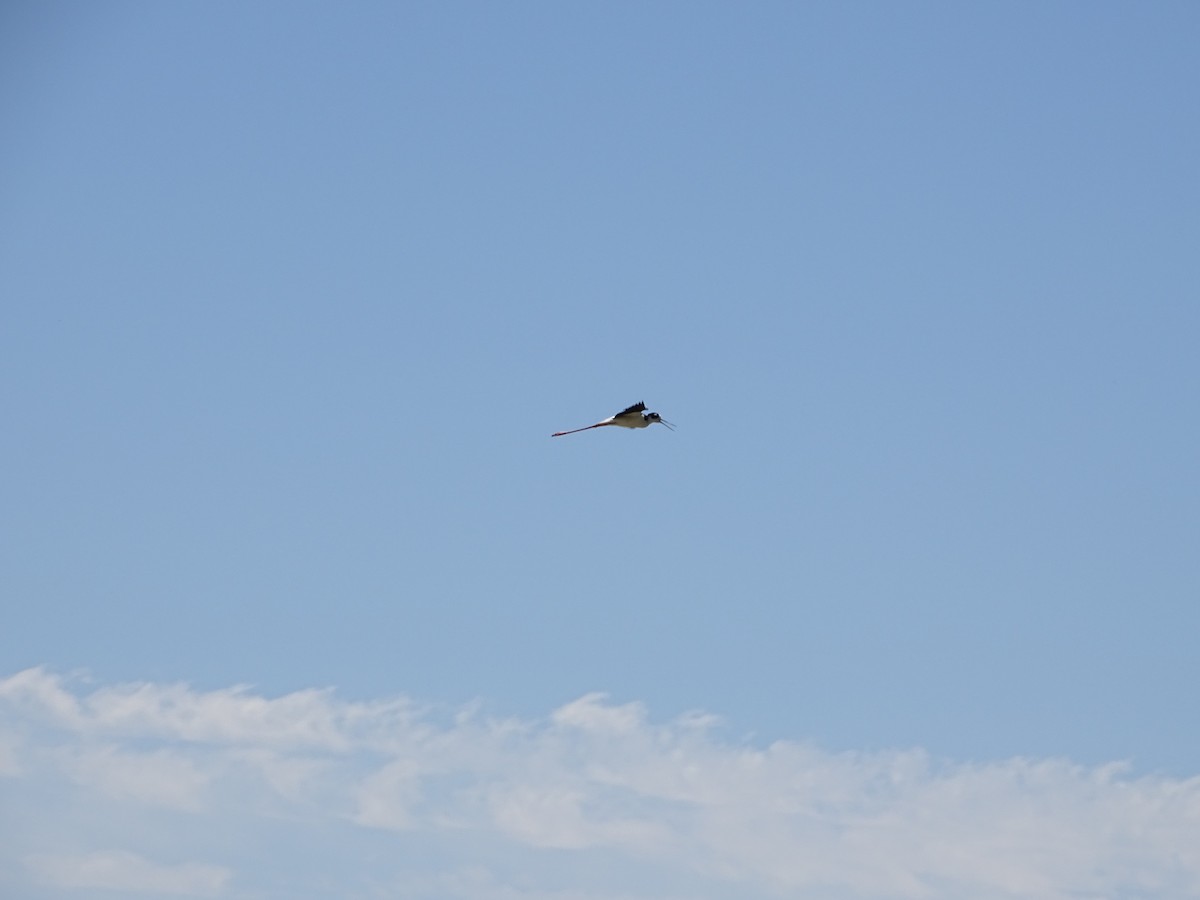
[551,423,607,437]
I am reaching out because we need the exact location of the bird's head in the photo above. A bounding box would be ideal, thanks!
[646,412,675,430]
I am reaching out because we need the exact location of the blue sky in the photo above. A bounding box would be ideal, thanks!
[2,3,1199,898]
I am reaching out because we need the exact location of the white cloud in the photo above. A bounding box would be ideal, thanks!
[551,693,647,735]
[59,744,210,812]
[485,782,673,852]
[2,666,1199,900]
[0,731,21,776]
[353,757,424,830]
[0,666,421,752]
[26,850,230,896]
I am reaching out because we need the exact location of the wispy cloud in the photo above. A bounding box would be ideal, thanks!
[25,851,231,896]
[2,667,1198,900]
[57,743,210,812]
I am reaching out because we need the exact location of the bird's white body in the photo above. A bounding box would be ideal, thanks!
[607,414,650,429]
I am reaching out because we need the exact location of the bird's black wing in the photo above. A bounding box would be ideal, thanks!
[615,401,647,417]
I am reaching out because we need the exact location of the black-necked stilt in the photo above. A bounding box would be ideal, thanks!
[552,402,675,437]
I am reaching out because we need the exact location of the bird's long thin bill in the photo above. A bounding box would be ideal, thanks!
[660,419,675,430]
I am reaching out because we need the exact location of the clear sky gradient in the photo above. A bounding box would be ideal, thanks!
[2,4,1198,899]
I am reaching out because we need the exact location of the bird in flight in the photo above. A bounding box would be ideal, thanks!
[552,401,675,437]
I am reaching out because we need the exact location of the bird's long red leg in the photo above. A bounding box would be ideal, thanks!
[551,422,610,437]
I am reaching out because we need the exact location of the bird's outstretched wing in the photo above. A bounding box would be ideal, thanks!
[615,401,647,417]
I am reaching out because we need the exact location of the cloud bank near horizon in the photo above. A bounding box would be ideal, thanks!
[2,667,1198,900]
